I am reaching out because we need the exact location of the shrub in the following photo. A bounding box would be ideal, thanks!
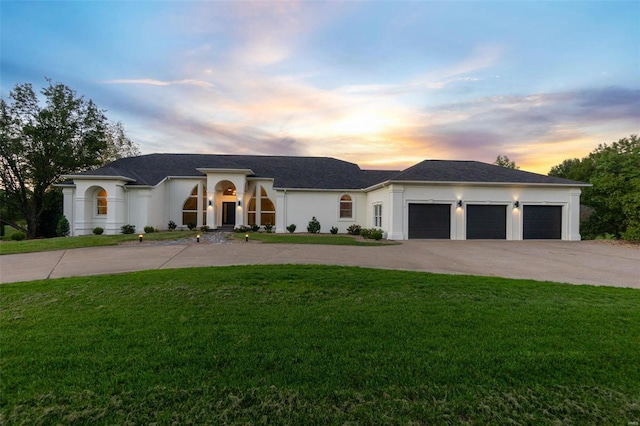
[330,226,338,234]
[121,224,135,234]
[371,229,383,240]
[286,224,297,233]
[264,223,273,233]
[56,215,70,237]
[10,231,26,241]
[233,225,251,233]
[621,225,640,242]
[359,228,371,239]
[93,227,104,235]
[251,224,260,232]
[200,226,210,233]
[144,226,155,233]
[307,217,321,233]
[187,223,197,231]
[167,220,177,231]
[347,224,362,235]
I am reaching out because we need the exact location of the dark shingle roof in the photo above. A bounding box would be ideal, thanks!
[389,160,586,185]
[69,154,586,189]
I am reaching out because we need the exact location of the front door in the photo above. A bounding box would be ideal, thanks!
[222,202,236,226]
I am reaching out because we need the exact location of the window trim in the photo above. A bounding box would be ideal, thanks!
[339,194,353,220]
[373,203,382,228]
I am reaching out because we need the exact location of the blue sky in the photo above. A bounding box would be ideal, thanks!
[1,1,638,173]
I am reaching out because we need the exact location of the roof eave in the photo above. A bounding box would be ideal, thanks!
[60,174,136,183]
[387,180,591,187]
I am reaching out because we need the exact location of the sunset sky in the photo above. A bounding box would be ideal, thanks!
[1,1,638,174]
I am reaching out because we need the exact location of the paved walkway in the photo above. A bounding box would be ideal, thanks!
[1,240,638,288]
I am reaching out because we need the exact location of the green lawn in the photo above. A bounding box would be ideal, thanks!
[1,265,638,424]
[0,231,201,255]
[0,231,391,255]
[234,232,394,246]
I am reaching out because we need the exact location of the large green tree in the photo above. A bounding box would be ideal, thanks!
[0,80,140,239]
[549,135,640,240]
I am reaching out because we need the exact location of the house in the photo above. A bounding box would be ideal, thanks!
[59,154,588,240]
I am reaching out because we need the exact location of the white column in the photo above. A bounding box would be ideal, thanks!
[62,188,75,236]
[236,191,245,227]
[196,182,204,228]
[568,189,582,241]
[387,185,405,240]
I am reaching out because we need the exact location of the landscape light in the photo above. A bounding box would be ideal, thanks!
[245,233,249,242]
[138,234,143,242]
[196,234,200,243]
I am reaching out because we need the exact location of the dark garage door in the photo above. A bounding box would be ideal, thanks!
[523,205,562,239]
[408,204,451,239]
[467,205,506,239]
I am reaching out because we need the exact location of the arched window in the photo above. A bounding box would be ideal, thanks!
[182,185,207,227]
[260,187,275,226]
[339,194,352,219]
[96,189,107,215]
[247,185,276,226]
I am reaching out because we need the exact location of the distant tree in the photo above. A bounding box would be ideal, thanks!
[0,80,140,239]
[494,155,519,169]
[549,135,640,240]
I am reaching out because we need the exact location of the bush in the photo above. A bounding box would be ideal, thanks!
[359,228,371,239]
[233,225,251,233]
[307,217,321,234]
[251,224,260,232]
[187,223,196,231]
[347,224,362,235]
[330,226,338,234]
[93,227,104,235]
[144,226,155,233]
[200,226,210,233]
[621,225,640,242]
[264,223,273,233]
[371,229,383,240]
[286,224,297,233]
[10,231,26,241]
[56,215,70,237]
[121,224,135,234]
[168,220,177,231]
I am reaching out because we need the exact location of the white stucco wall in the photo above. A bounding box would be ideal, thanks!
[275,190,366,234]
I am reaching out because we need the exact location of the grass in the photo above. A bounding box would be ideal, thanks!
[0,231,202,255]
[0,231,393,255]
[1,265,639,424]
[234,232,394,246]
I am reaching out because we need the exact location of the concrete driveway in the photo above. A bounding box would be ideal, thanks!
[1,240,638,288]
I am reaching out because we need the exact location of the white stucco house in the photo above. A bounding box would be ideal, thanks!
[59,154,588,240]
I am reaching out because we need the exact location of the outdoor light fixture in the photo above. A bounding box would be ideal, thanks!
[245,233,249,242]
[238,200,242,207]
[196,234,200,243]
[514,201,520,208]
[457,200,463,208]
[208,200,212,206]
[138,234,143,242]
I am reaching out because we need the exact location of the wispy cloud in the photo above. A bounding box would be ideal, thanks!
[102,79,215,88]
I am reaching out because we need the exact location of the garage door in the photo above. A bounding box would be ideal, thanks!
[523,205,562,239]
[467,205,506,239]
[408,204,451,239]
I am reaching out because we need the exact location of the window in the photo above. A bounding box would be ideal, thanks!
[260,187,275,225]
[374,204,382,227]
[96,189,107,215]
[339,195,352,219]
[182,184,207,227]
[248,185,276,226]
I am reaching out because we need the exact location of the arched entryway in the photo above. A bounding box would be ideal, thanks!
[215,180,237,227]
